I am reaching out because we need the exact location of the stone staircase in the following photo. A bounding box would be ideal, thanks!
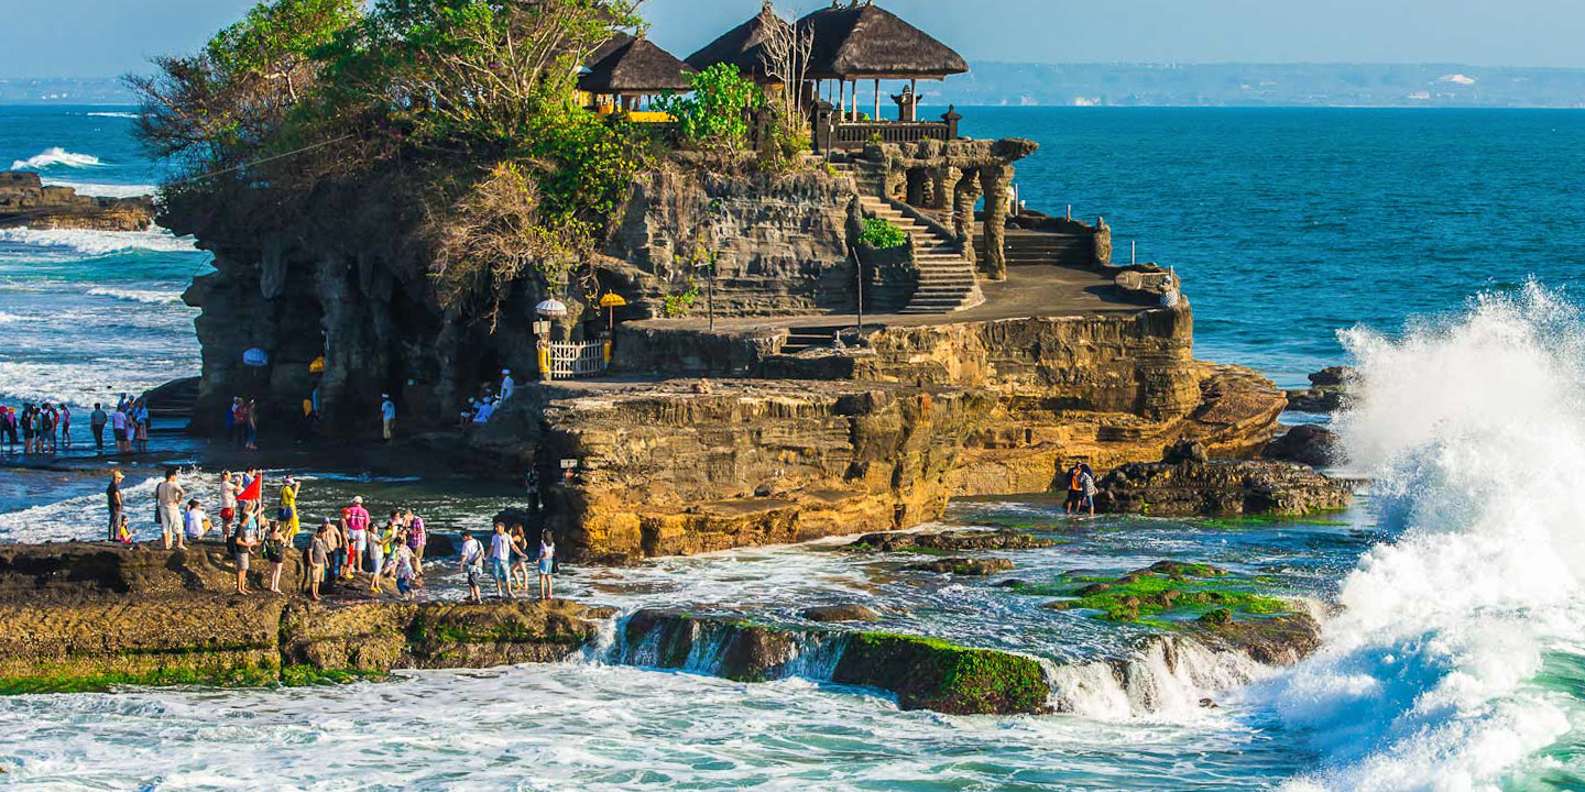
[832,159,983,314]
[780,324,853,355]
[859,195,983,314]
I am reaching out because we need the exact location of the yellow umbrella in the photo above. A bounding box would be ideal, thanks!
[599,293,628,332]
[308,356,326,374]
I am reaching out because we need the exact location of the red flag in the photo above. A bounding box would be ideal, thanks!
[238,475,262,502]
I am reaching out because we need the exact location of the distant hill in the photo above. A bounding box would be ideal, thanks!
[0,77,133,105]
[930,63,1585,108]
[8,65,1585,108]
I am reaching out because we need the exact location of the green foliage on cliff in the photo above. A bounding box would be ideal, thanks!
[131,0,650,323]
[0,661,282,695]
[859,217,908,250]
[654,64,763,150]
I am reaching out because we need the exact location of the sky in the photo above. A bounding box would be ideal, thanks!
[5,0,1585,79]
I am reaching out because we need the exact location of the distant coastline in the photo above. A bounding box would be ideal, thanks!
[9,62,1585,109]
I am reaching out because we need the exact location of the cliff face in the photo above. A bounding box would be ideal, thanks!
[0,172,154,231]
[478,308,1285,564]
[164,164,866,436]
[605,166,860,317]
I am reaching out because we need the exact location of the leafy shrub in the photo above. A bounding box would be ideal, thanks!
[654,63,762,150]
[859,217,908,250]
[661,283,701,317]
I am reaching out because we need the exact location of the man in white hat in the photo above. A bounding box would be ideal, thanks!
[380,394,396,441]
[500,369,515,401]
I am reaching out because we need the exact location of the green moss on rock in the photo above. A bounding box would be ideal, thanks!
[1008,560,1294,629]
[832,631,1050,715]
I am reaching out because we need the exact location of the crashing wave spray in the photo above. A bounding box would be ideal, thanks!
[9,147,102,170]
[1270,283,1585,790]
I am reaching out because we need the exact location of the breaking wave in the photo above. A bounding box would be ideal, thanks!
[0,227,198,256]
[84,111,138,119]
[40,178,155,198]
[1266,283,1585,790]
[9,147,102,170]
[86,286,182,305]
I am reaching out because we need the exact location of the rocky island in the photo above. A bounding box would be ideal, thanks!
[6,0,1354,714]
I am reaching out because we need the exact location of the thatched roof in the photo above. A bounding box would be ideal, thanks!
[586,32,635,68]
[685,3,785,81]
[578,37,696,95]
[797,3,969,80]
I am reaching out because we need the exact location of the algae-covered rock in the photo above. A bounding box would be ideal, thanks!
[845,529,1056,554]
[832,632,1050,715]
[802,604,882,623]
[1017,560,1291,629]
[903,557,1015,576]
[620,610,1050,714]
[405,600,608,668]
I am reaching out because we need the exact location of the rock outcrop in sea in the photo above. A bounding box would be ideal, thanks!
[0,171,154,231]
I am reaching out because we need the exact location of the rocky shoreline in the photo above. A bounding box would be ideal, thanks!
[0,171,155,232]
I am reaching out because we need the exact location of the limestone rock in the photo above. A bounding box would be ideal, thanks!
[1095,459,1353,517]
[1264,424,1340,468]
[801,604,882,622]
[845,529,1057,553]
[1285,366,1355,414]
[903,557,1015,575]
[0,171,154,231]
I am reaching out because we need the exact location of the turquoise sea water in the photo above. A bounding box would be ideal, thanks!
[3,105,1585,789]
[965,107,1585,386]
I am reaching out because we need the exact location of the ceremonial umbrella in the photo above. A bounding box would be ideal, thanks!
[599,292,628,332]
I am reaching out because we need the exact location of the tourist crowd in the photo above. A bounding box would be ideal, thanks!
[1,395,151,456]
[105,467,557,603]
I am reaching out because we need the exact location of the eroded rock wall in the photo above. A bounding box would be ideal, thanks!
[605,166,859,317]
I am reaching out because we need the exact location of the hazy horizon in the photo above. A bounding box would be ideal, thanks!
[4,0,1585,79]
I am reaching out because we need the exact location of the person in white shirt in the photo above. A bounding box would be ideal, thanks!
[380,395,397,441]
[183,500,208,541]
[499,369,515,401]
[459,531,484,603]
[488,521,514,599]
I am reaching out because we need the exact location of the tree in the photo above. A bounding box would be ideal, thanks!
[127,0,361,165]
[653,63,763,151]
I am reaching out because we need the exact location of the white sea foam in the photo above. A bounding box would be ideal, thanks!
[86,286,182,305]
[84,111,138,119]
[0,360,192,411]
[1047,635,1268,720]
[9,147,102,170]
[0,226,198,256]
[39,178,155,198]
[0,312,18,325]
[1266,283,1585,790]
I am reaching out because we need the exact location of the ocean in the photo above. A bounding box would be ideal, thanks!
[2,104,1584,790]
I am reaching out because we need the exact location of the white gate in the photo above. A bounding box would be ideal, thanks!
[549,341,607,379]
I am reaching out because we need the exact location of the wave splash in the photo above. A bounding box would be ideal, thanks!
[1268,283,1585,790]
[9,147,102,170]
[0,227,198,256]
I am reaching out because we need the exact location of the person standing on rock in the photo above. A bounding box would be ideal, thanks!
[156,467,186,550]
[133,400,150,453]
[58,403,71,449]
[404,509,427,575]
[390,537,417,601]
[488,521,515,598]
[508,523,530,591]
[229,516,258,595]
[380,394,396,441]
[90,402,107,451]
[110,402,129,454]
[500,369,515,401]
[1080,466,1098,517]
[321,517,344,592]
[219,471,238,539]
[536,529,556,602]
[308,522,331,601]
[1064,462,1086,515]
[262,521,286,594]
[106,469,124,542]
[278,475,301,541]
[460,530,485,604]
[343,496,371,575]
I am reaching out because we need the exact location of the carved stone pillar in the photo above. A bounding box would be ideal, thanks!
[979,165,1011,281]
[932,166,956,211]
[952,168,981,265]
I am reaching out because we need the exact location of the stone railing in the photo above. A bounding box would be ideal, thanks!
[813,106,962,153]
